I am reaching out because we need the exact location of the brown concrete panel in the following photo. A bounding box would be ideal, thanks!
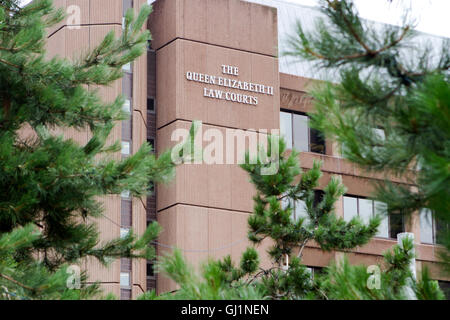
[97,283,121,299]
[421,261,450,281]
[280,88,314,114]
[156,121,262,212]
[156,39,279,131]
[147,0,178,51]
[341,175,375,198]
[156,204,265,292]
[230,163,255,213]
[207,164,233,209]
[280,72,317,92]
[230,211,252,265]
[156,205,178,293]
[69,0,90,24]
[47,0,67,37]
[416,243,447,262]
[301,247,335,267]
[65,26,90,60]
[208,208,233,260]
[155,41,178,129]
[46,27,66,58]
[132,200,147,294]
[347,252,385,267]
[84,195,121,284]
[149,0,277,57]
[89,0,121,25]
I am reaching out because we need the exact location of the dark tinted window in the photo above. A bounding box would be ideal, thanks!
[435,218,448,245]
[313,190,325,208]
[280,110,326,155]
[310,128,326,154]
[389,214,404,239]
[438,281,450,300]
[147,138,155,152]
[147,98,155,112]
[120,288,131,300]
[147,263,154,277]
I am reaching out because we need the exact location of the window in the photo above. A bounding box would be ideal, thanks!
[281,190,323,223]
[148,181,155,195]
[121,141,130,155]
[438,281,450,300]
[280,111,293,149]
[306,266,324,280]
[122,118,132,141]
[123,0,133,17]
[122,99,131,114]
[420,209,448,245]
[120,289,131,300]
[282,196,307,223]
[389,213,404,239]
[340,127,385,158]
[121,190,130,199]
[120,228,130,239]
[147,138,155,153]
[343,196,395,239]
[121,199,132,227]
[122,63,132,73]
[122,73,133,98]
[120,272,130,287]
[280,110,326,154]
[147,97,155,113]
[313,190,324,209]
[147,262,154,278]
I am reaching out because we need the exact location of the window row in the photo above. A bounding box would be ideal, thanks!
[343,195,404,239]
[280,110,326,155]
[281,190,324,224]
[283,193,405,239]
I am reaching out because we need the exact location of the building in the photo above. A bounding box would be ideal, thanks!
[45,0,449,299]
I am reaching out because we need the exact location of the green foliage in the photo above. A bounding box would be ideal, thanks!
[152,136,383,300]
[285,0,450,270]
[319,237,444,300]
[0,0,175,299]
[241,135,379,265]
[0,224,98,299]
[138,249,265,300]
[143,0,448,300]
[151,134,444,300]
[238,135,379,299]
[414,267,446,300]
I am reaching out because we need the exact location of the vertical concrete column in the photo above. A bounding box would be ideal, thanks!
[149,0,279,293]
[397,232,417,299]
[334,175,344,218]
[405,211,421,243]
[333,174,345,264]
[331,141,341,157]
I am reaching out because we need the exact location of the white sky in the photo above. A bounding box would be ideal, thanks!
[284,0,449,38]
[20,0,449,38]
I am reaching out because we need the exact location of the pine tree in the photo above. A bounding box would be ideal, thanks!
[319,237,444,300]
[285,0,450,271]
[148,136,444,300]
[238,135,380,299]
[0,0,175,299]
[148,136,381,300]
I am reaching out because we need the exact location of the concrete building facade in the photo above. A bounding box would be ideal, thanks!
[45,0,449,299]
